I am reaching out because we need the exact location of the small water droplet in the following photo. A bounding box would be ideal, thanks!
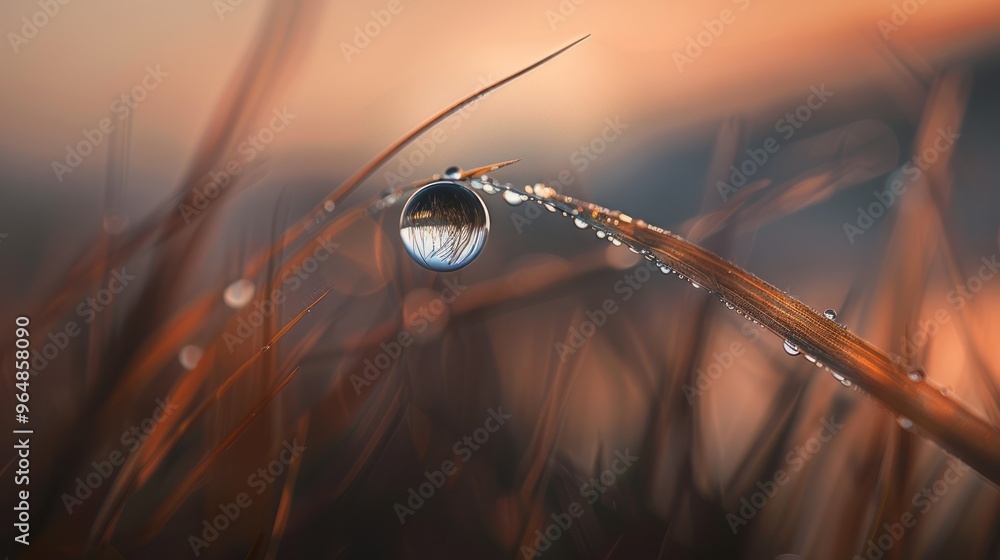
[907,368,925,382]
[399,181,489,272]
[691,281,701,289]
[544,203,556,212]
[324,200,336,212]
[223,279,256,309]
[482,183,500,195]
[804,354,817,363]
[443,166,462,179]
[573,217,589,229]
[502,189,524,206]
[898,417,913,430]
[611,238,622,246]
[596,230,607,239]
[823,308,837,320]
[179,345,203,370]
[660,265,672,274]
[263,345,271,351]
[725,301,735,310]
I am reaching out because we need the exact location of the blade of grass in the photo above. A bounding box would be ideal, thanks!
[535,185,1000,485]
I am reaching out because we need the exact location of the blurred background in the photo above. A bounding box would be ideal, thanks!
[2,0,1000,558]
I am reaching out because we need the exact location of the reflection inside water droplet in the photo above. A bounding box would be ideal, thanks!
[823,308,837,320]
[223,279,256,309]
[399,181,489,272]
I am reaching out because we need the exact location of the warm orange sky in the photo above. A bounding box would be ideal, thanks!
[3,0,999,203]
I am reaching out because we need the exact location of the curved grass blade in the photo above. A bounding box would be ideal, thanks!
[442,177,1000,485]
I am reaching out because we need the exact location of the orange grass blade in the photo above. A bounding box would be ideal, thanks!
[531,185,1000,485]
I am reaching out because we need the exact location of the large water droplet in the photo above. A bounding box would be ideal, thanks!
[823,308,837,320]
[502,189,524,206]
[223,279,256,309]
[783,340,800,356]
[399,181,489,272]
[573,217,589,229]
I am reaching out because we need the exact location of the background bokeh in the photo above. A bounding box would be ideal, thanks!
[2,0,1000,558]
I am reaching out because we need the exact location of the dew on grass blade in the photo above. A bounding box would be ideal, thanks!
[223,279,256,309]
[399,181,489,272]
[502,189,524,206]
